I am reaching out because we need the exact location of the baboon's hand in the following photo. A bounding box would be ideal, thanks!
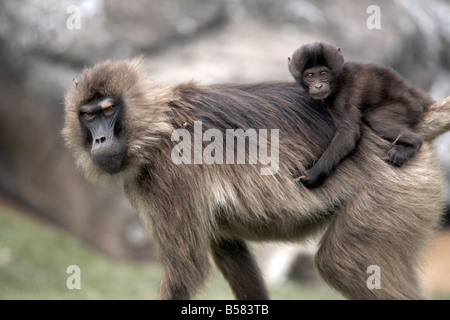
[387,145,408,167]
[299,170,325,188]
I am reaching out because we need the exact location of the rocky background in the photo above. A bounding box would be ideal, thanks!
[0,0,449,263]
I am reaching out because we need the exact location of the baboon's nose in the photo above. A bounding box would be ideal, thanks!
[95,136,106,144]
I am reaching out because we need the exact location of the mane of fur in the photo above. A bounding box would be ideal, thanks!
[63,59,175,184]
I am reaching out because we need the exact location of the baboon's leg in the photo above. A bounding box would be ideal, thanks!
[156,247,210,300]
[315,189,427,300]
[211,239,269,300]
[157,271,191,300]
[152,213,211,300]
[364,105,423,166]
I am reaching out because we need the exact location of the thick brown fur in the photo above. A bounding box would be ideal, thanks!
[288,42,435,188]
[63,59,447,300]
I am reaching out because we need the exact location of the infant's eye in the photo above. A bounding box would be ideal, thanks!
[306,73,313,78]
[320,71,327,76]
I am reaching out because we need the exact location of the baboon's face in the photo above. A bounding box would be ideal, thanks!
[288,42,344,101]
[78,97,126,174]
[302,66,333,100]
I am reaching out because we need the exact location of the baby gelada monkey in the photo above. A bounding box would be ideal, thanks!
[288,42,434,188]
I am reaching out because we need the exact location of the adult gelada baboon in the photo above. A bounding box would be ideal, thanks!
[63,59,449,300]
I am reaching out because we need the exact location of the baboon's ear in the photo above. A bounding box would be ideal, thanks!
[288,58,302,79]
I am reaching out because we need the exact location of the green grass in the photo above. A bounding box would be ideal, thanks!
[2,202,449,300]
[0,203,344,300]
[0,204,163,299]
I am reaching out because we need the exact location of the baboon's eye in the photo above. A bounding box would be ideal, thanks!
[103,105,115,117]
[320,71,328,76]
[306,73,313,78]
[83,112,95,121]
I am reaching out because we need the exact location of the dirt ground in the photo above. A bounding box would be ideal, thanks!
[423,230,450,295]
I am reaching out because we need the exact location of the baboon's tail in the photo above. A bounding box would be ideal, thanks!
[416,96,450,142]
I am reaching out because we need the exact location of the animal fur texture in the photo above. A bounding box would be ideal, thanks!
[63,59,449,299]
